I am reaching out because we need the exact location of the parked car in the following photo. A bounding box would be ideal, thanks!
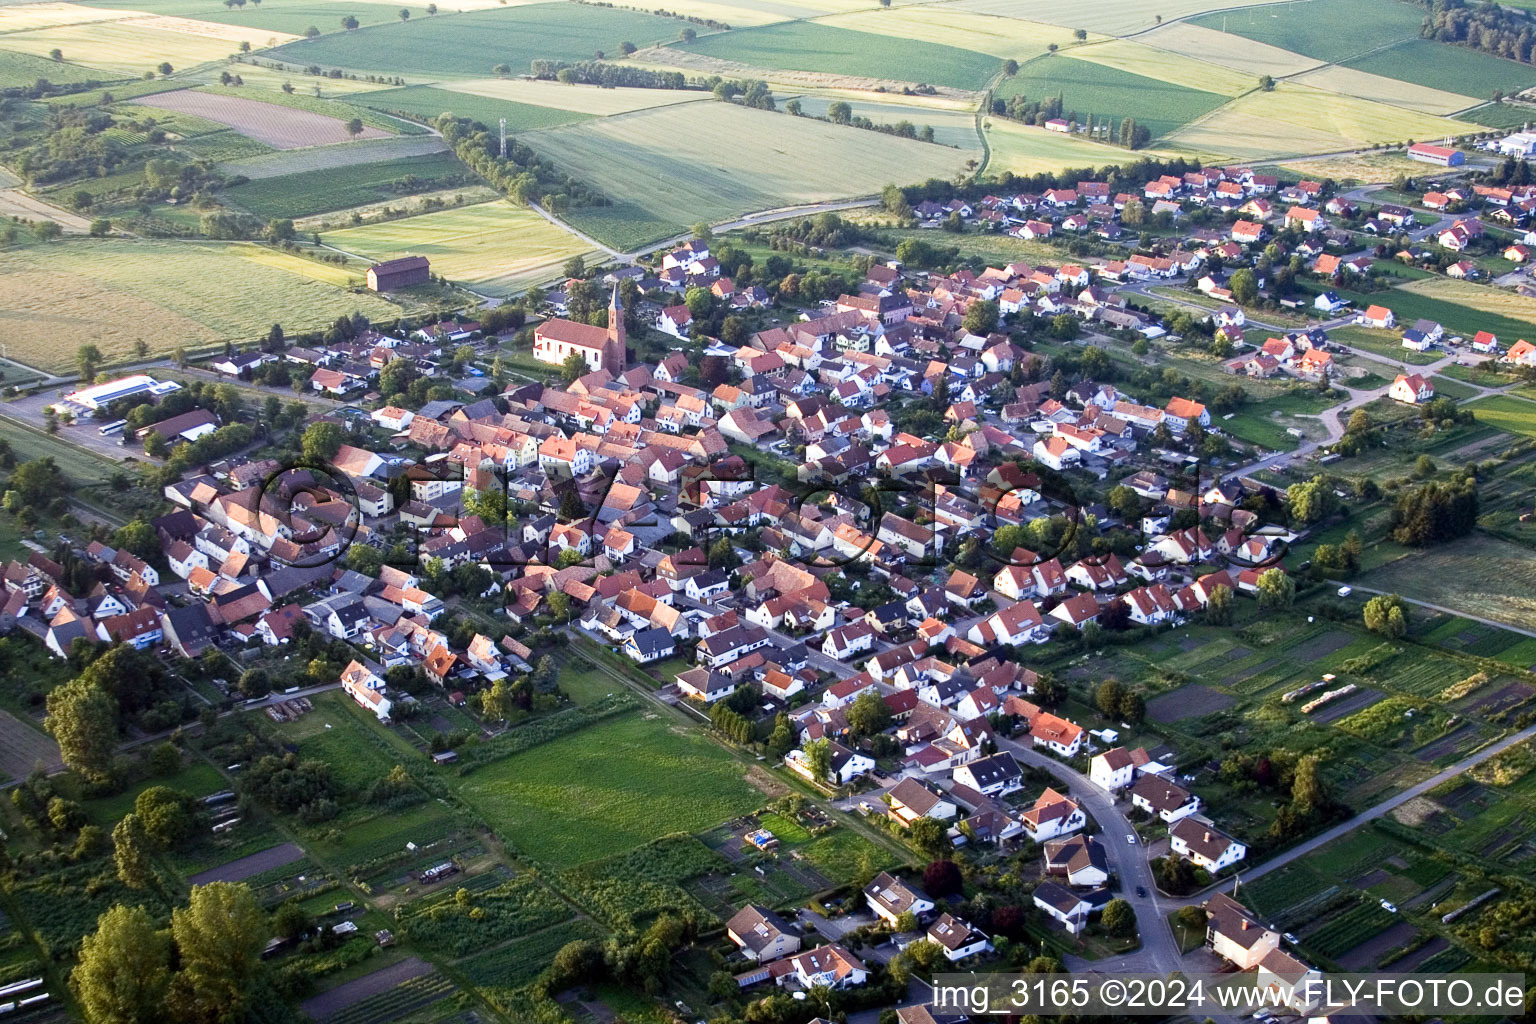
[1135,885,1147,898]
[1380,899,1397,913]
[1126,834,1137,845]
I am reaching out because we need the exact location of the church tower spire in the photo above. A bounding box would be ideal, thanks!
[604,281,627,374]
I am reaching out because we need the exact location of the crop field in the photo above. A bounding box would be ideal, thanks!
[217,134,448,178]
[951,0,1279,35]
[672,20,1000,90]
[1457,102,1535,129]
[1064,39,1255,96]
[1470,395,1536,441]
[0,239,398,371]
[983,116,1170,175]
[428,76,714,115]
[270,3,689,77]
[1344,38,1536,100]
[0,3,133,32]
[238,246,366,287]
[227,150,471,218]
[0,45,113,87]
[1291,64,1479,117]
[1358,534,1536,631]
[354,84,593,131]
[783,95,981,150]
[323,200,598,294]
[0,20,248,75]
[454,711,761,866]
[1139,22,1321,77]
[1187,0,1422,65]
[132,89,391,148]
[519,101,965,247]
[199,83,426,132]
[995,53,1231,141]
[813,7,1091,61]
[73,0,411,34]
[1164,82,1464,161]
[1394,277,1536,331]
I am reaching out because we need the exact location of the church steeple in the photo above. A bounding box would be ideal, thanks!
[604,281,627,374]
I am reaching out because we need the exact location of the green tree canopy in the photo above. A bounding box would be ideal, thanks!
[71,904,172,1024]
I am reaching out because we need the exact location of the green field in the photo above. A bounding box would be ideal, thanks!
[994,53,1230,141]
[1187,0,1423,64]
[0,238,400,371]
[784,95,982,150]
[673,20,1001,90]
[1357,533,1536,632]
[74,0,411,34]
[1344,38,1536,100]
[454,711,762,865]
[269,3,688,76]
[1457,102,1536,129]
[227,151,474,218]
[355,84,594,131]
[519,100,965,248]
[0,48,118,88]
[1470,394,1536,440]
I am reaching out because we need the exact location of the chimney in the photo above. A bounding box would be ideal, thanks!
[1241,920,1249,931]
[1204,831,1211,842]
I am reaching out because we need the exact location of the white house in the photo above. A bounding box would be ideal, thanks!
[1089,747,1136,791]
[926,914,990,961]
[340,660,391,722]
[1170,817,1247,872]
[1033,880,1092,935]
[953,753,1023,797]
[1389,373,1434,405]
[864,871,934,924]
[1020,787,1086,842]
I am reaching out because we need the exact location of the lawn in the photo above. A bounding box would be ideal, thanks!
[1356,533,1536,632]
[354,84,595,131]
[519,101,965,248]
[1325,325,1441,366]
[454,710,762,865]
[0,48,117,88]
[672,20,1001,90]
[1220,390,1337,450]
[322,200,600,295]
[85,761,225,827]
[994,52,1231,142]
[1163,81,1464,161]
[268,3,689,77]
[0,239,399,371]
[1343,38,1536,100]
[1469,394,1536,440]
[1186,0,1423,64]
[226,151,475,218]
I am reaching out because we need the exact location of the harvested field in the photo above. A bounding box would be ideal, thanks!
[300,957,434,1021]
[218,133,448,178]
[189,841,305,885]
[952,0,1280,35]
[0,711,62,782]
[1311,687,1385,724]
[132,89,389,148]
[1336,921,1419,970]
[0,20,246,75]
[1139,22,1322,78]
[323,200,599,296]
[814,7,1092,61]
[1146,684,1235,723]
[0,238,399,371]
[73,0,411,33]
[1291,64,1479,117]
[1066,39,1255,96]
[1357,534,1536,631]
[0,3,133,32]
[430,75,710,115]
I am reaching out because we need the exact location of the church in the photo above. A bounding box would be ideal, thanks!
[531,284,628,376]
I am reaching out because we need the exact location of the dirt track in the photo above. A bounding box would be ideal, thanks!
[0,189,92,233]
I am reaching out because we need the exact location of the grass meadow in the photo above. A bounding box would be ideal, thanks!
[355,84,594,131]
[995,53,1231,141]
[0,48,115,88]
[322,200,600,294]
[1186,0,1423,64]
[519,101,965,247]
[269,3,690,76]
[0,239,398,370]
[1344,38,1536,100]
[813,7,1091,61]
[226,151,472,218]
[672,20,1001,90]
[982,116,1167,175]
[1357,533,1536,632]
[454,711,762,865]
[425,76,713,115]
[1469,394,1536,441]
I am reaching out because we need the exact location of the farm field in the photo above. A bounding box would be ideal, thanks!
[426,75,712,115]
[1186,0,1423,64]
[0,46,114,87]
[983,116,1171,175]
[1139,21,1321,77]
[322,200,599,295]
[453,710,761,865]
[1393,277,1536,331]
[217,133,448,178]
[0,20,257,75]
[1064,39,1255,96]
[813,7,1092,61]
[268,3,690,77]
[994,53,1230,141]
[950,0,1281,35]
[1456,102,1535,129]
[74,0,411,33]
[1343,38,1536,100]
[1357,534,1536,632]
[0,239,399,370]
[518,101,965,248]
[784,94,981,150]
[1290,64,1479,117]
[1164,82,1464,161]
[354,84,595,131]
[132,88,391,148]
[1470,394,1536,441]
[671,20,1000,90]
[226,151,472,218]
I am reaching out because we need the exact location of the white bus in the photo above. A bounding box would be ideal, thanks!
[98,419,127,436]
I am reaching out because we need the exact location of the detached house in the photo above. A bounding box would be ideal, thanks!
[1130,775,1201,823]
[864,872,934,924]
[1021,787,1086,842]
[1170,817,1247,872]
[726,905,801,962]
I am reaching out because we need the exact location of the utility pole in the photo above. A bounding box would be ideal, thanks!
[499,117,507,158]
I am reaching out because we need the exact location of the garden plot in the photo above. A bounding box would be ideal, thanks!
[133,89,390,148]
[1310,686,1386,724]
[1145,684,1234,723]
[1413,724,1486,763]
[0,711,61,781]
[188,841,306,885]
[300,957,440,1023]
[1335,920,1419,970]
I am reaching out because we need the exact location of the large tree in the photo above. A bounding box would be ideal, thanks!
[1286,476,1340,526]
[845,689,891,737]
[300,420,345,462]
[169,883,267,1024]
[112,813,155,890]
[45,678,118,784]
[1255,568,1294,611]
[72,904,172,1024]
